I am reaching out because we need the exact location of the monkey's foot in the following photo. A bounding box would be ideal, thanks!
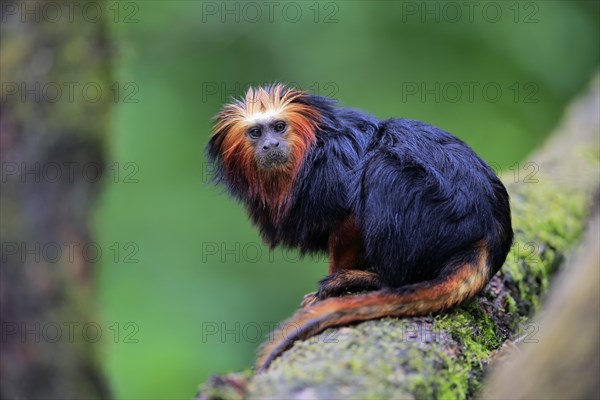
[300,271,381,308]
[316,270,381,301]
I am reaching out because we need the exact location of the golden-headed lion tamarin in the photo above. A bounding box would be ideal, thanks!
[206,84,513,372]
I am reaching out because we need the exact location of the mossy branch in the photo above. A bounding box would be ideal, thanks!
[198,74,600,400]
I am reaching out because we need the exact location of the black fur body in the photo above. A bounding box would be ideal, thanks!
[207,94,512,287]
[207,87,513,370]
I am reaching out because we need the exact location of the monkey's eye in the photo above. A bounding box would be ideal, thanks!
[273,121,286,133]
[248,128,262,138]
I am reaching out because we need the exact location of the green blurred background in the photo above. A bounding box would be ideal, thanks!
[94,1,599,398]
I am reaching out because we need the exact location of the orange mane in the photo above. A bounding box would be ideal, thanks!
[211,84,321,219]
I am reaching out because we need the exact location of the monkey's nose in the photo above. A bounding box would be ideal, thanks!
[263,140,280,150]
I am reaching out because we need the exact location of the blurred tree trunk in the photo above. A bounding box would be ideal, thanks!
[1,1,112,398]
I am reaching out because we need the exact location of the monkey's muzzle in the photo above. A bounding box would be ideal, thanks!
[256,150,290,170]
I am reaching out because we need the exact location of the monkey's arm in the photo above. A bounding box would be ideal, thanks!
[300,215,378,307]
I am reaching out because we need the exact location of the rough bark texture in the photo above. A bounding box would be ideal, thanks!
[198,74,600,399]
[1,1,112,398]
[483,200,599,399]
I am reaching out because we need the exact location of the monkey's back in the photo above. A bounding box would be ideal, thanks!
[350,118,512,287]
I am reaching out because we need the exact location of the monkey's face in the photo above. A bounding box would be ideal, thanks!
[209,85,321,207]
[246,119,291,170]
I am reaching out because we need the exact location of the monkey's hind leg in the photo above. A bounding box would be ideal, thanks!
[301,270,382,308]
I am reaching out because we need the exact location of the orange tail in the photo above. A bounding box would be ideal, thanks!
[256,246,490,372]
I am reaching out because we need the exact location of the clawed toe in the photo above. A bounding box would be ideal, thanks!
[300,291,319,308]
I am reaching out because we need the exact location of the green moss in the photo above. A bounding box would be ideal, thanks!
[435,305,501,357]
[428,305,501,398]
[499,175,588,318]
[436,355,470,399]
[504,295,517,314]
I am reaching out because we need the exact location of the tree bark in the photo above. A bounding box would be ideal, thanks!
[1,1,112,398]
[197,73,600,399]
[483,197,599,399]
